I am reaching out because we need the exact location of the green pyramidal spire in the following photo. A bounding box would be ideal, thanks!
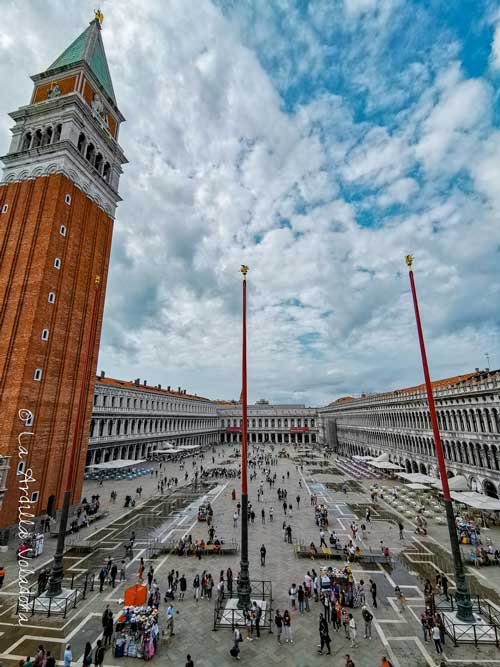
[47,16,116,105]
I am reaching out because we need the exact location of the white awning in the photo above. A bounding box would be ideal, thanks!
[155,449,181,454]
[87,459,147,470]
[374,452,390,463]
[405,482,433,490]
[451,491,500,511]
[353,455,374,462]
[368,461,404,470]
[397,472,436,485]
[432,474,469,492]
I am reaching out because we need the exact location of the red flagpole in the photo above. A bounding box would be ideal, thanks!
[405,255,473,622]
[237,264,251,608]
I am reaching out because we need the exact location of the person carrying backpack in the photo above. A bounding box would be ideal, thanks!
[230,627,242,659]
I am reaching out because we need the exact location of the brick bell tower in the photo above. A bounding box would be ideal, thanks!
[0,12,127,538]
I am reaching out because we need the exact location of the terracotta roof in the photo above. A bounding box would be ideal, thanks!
[396,372,476,395]
[96,376,211,401]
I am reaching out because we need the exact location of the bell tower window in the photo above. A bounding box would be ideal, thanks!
[53,124,62,143]
[85,143,95,165]
[77,133,86,153]
[103,162,111,182]
[22,132,32,151]
[42,127,52,146]
[32,129,43,148]
[95,153,103,174]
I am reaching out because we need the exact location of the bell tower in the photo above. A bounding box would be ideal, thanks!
[0,13,127,536]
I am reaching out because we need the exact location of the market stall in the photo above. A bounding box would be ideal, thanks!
[114,603,160,660]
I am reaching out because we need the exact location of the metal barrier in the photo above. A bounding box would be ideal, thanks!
[16,571,94,619]
[213,580,273,632]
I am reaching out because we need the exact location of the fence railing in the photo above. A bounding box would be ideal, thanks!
[16,571,94,619]
[213,580,273,632]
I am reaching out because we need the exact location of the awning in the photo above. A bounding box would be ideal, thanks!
[87,459,146,470]
[451,491,500,511]
[374,452,390,463]
[353,455,374,462]
[432,475,469,492]
[397,472,436,485]
[405,482,433,490]
[368,461,404,470]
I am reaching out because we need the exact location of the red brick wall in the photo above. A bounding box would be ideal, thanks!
[0,174,113,528]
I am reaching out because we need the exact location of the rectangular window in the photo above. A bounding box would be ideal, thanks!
[54,258,61,269]
[31,491,39,503]
[1,204,7,214]
[41,329,49,341]
[34,368,42,381]
[65,194,71,205]
[48,292,55,303]
[60,225,67,236]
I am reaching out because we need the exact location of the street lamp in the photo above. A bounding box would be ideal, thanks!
[237,265,251,609]
[406,256,474,622]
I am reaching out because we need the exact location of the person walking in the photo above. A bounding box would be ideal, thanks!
[319,529,327,548]
[193,574,200,601]
[179,574,187,600]
[119,560,126,582]
[98,567,106,593]
[362,605,373,639]
[286,525,293,544]
[275,610,283,644]
[431,624,443,654]
[398,521,404,540]
[233,511,238,528]
[83,642,92,667]
[254,601,262,638]
[231,626,242,659]
[269,506,274,522]
[45,652,55,667]
[63,644,72,667]
[0,566,5,589]
[185,654,194,667]
[395,586,406,612]
[348,614,357,647]
[110,563,118,587]
[369,579,377,608]
[260,544,266,566]
[261,508,265,524]
[297,585,305,614]
[103,611,113,648]
[94,640,104,667]
[289,583,297,610]
[318,613,331,655]
[296,495,300,509]
[283,610,293,643]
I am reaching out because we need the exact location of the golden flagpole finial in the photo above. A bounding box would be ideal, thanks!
[405,254,413,268]
[240,265,249,279]
[95,9,104,25]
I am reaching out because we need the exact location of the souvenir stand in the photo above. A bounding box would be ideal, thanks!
[319,564,356,607]
[114,585,160,660]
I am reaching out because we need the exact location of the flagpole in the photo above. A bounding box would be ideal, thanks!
[237,265,251,609]
[405,255,474,622]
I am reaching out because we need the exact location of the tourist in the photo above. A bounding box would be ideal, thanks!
[286,524,293,544]
[369,579,377,608]
[166,603,175,636]
[275,610,283,643]
[110,562,118,587]
[233,511,238,527]
[395,585,406,612]
[98,566,106,592]
[398,521,404,540]
[103,611,113,647]
[318,613,331,655]
[297,584,305,614]
[231,626,242,659]
[179,574,187,600]
[253,600,262,638]
[94,640,104,667]
[63,644,72,667]
[193,574,200,601]
[45,652,55,667]
[260,544,266,566]
[420,611,430,641]
[344,653,355,667]
[431,624,443,654]
[23,657,33,667]
[289,583,297,609]
[379,657,393,667]
[83,642,92,666]
[283,609,293,643]
[185,654,194,667]
[362,605,373,638]
[269,506,274,521]
[348,613,357,647]
[319,529,327,548]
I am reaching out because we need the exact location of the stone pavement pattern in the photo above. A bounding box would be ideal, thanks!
[0,446,499,666]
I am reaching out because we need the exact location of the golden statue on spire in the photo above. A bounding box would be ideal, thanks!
[405,254,413,268]
[95,9,104,25]
[240,265,249,279]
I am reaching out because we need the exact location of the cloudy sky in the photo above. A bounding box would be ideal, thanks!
[1,1,499,406]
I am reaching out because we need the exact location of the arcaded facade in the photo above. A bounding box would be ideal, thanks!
[318,370,500,498]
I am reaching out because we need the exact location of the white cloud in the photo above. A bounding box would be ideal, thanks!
[490,21,500,70]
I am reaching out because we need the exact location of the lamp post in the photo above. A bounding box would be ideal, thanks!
[47,276,101,597]
[405,256,474,622]
[237,265,251,609]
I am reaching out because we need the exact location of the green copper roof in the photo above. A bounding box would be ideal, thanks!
[48,19,116,104]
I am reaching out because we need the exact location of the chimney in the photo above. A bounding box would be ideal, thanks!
[184,389,187,394]
[158,383,162,389]
[178,386,181,393]
[143,380,147,386]
[167,386,171,391]
[134,378,140,386]
[100,370,105,379]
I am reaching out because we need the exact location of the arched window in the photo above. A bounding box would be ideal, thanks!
[32,129,43,148]
[102,162,111,182]
[53,124,62,142]
[77,132,86,153]
[22,132,32,150]
[42,127,53,146]
[85,143,95,164]
[94,153,103,173]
